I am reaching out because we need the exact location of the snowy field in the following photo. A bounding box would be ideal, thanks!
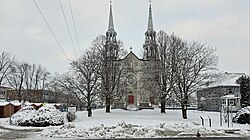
[0,108,250,139]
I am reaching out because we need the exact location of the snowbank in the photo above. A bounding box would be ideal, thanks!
[10,105,64,127]
[40,121,226,139]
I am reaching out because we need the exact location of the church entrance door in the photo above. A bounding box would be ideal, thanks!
[150,96,155,105]
[128,95,134,104]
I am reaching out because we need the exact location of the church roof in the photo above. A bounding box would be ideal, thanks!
[121,51,145,61]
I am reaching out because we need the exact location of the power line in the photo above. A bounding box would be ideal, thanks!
[59,0,78,58]
[68,0,81,53]
[32,0,71,62]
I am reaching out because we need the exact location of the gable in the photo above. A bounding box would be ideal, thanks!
[122,52,142,61]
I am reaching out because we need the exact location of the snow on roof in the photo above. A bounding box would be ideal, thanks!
[44,103,59,107]
[24,102,43,106]
[0,101,22,106]
[55,103,62,106]
[10,102,22,106]
[24,102,32,105]
[33,103,42,106]
[207,72,247,88]
[221,94,235,99]
[0,101,10,106]
[0,85,12,89]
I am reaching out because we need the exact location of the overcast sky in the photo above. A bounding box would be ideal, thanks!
[0,0,249,75]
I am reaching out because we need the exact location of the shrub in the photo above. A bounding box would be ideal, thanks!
[233,106,250,124]
[10,105,64,127]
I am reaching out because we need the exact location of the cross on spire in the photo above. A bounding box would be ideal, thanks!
[129,47,133,52]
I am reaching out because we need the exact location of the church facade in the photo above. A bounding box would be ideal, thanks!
[103,3,160,109]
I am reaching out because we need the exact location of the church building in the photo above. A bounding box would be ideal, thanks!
[103,2,160,109]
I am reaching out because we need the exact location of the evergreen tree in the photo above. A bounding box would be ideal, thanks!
[237,76,250,107]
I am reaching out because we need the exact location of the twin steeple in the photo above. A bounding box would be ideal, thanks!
[105,1,157,60]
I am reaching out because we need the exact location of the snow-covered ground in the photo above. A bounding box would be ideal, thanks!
[0,108,250,139]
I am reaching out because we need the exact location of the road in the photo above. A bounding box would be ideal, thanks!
[88,138,250,140]
[0,126,41,140]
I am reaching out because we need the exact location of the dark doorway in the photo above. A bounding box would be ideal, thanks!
[150,96,155,105]
[0,107,4,117]
[128,95,134,104]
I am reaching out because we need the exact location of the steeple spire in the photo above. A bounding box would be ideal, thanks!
[104,0,118,60]
[108,1,114,31]
[105,0,117,42]
[143,0,158,60]
[147,2,154,31]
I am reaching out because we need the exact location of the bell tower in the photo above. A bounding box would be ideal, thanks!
[143,2,158,60]
[104,1,118,60]
[103,1,119,113]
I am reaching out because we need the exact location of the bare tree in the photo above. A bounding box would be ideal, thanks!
[57,46,101,117]
[22,63,50,101]
[23,64,50,91]
[170,36,218,119]
[156,31,174,113]
[46,76,68,103]
[91,35,126,113]
[7,61,50,102]
[39,66,50,90]
[7,62,29,101]
[154,32,218,117]
[0,52,14,86]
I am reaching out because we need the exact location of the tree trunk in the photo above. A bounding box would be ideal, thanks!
[87,107,92,117]
[181,104,187,119]
[161,100,166,113]
[106,97,111,113]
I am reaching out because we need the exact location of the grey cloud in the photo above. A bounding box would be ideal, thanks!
[0,0,249,75]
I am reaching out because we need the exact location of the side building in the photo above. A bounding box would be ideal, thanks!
[0,86,12,100]
[197,72,246,112]
[5,89,79,106]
